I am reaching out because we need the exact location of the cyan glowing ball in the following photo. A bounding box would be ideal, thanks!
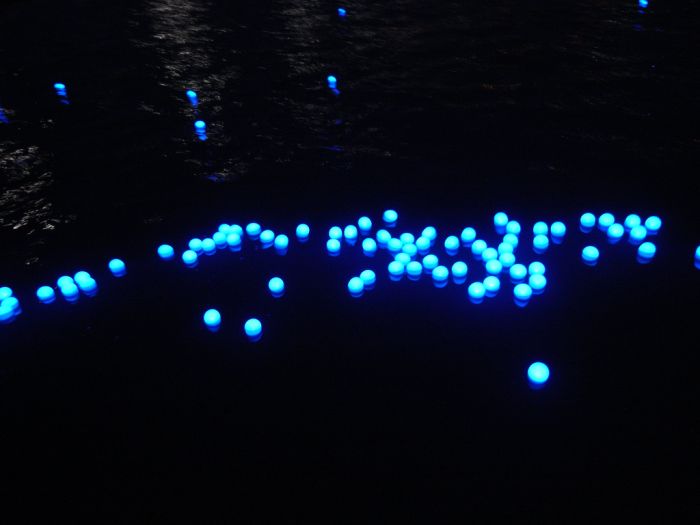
[327,75,337,88]
[482,247,498,262]
[0,287,13,301]
[78,277,97,293]
[398,232,414,245]
[624,214,641,230]
[344,225,358,240]
[471,239,487,257]
[326,239,341,254]
[483,276,500,293]
[388,260,405,276]
[695,245,700,262]
[402,243,418,257]
[213,231,227,247]
[494,211,508,229]
[485,259,503,275]
[406,261,422,277]
[629,225,647,243]
[598,212,615,230]
[607,223,624,240]
[376,229,391,245]
[422,226,437,241]
[416,236,431,252]
[244,318,262,338]
[189,238,203,252]
[260,229,275,244]
[218,224,230,234]
[499,252,516,268]
[528,262,545,275]
[203,309,221,328]
[246,223,261,238]
[274,234,289,250]
[360,269,376,285]
[444,235,459,252]
[550,221,566,238]
[506,221,521,236]
[338,7,346,16]
[638,242,656,259]
[182,250,198,265]
[527,362,550,385]
[74,271,91,284]
[60,282,80,299]
[644,216,662,233]
[432,265,449,281]
[296,223,310,240]
[54,82,66,91]
[639,0,648,8]
[529,274,547,292]
[509,264,527,281]
[422,254,438,271]
[157,244,175,260]
[503,233,519,248]
[186,89,197,99]
[533,234,549,251]
[358,216,372,232]
[387,238,402,253]
[56,276,73,288]
[383,209,398,224]
[0,303,14,321]
[108,258,126,277]
[328,226,343,239]
[36,286,55,303]
[268,277,285,295]
[194,120,206,130]
[227,232,242,248]
[451,261,468,278]
[498,242,514,255]
[580,212,596,229]
[2,296,20,312]
[460,227,476,245]
[514,283,533,301]
[468,282,485,300]
[533,221,548,236]
[202,238,216,254]
[395,253,411,266]
[582,245,600,263]
[230,223,244,235]
[362,238,377,254]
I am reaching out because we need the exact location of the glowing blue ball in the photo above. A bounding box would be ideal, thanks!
[246,223,261,237]
[598,213,615,230]
[227,233,242,247]
[624,214,641,230]
[274,234,289,250]
[186,89,197,99]
[550,221,566,238]
[362,238,377,254]
[580,212,596,229]
[422,226,437,241]
[54,82,66,90]
[326,239,341,254]
[2,296,19,312]
[416,236,431,252]
[482,247,498,261]
[607,223,624,240]
[202,238,216,254]
[514,283,533,301]
[509,264,527,281]
[528,262,545,275]
[108,258,126,276]
[533,234,549,251]
[268,277,285,295]
[37,286,55,303]
[203,309,221,328]
[422,254,438,271]
[529,274,547,292]
[157,244,175,260]
[60,282,79,299]
[498,242,514,255]
[194,120,206,130]
[503,233,519,248]
[432,265,449,281]
[506,221,521,236]
[499,252,516,268]
[376,229,391,245]
[230,224,243,236]
[695,245,700,262]
[57,276,73,288]
[0,303,14,321]
[182,250,198,265]
[74,271,91,284]
[394,253,411,266]
[296,223,310,240]
[533,221,548,235]
[398,233,413,245]
[460,227,476,245]
[485,259,503,275]
[638,242,656,259]
[218,224,231,234]
[260,229,275,244]
[213,231,227,247]
[244,318,262,338]
[388,260,405,276]
[639,0,648,8]
[189,238,203,252]
[0,287,12,301]
[471,239,487,257]
[483,276,500,293]
[329,226,343,239]
[527,362,550,385]
[468,282,485,300]
[629,226,647,243]
[358,216,372,232]
[387,238,402,253]
[338,7,346,16]
[406,261,422,277]
[494,212,508,229]
[644,216,662,233]
[451,261,468,278]
[344,225,358,240]
[360,269,376,285]
[383,209,398,224]
[444,236,459,252]
[327,75,337,88]
[402,243,417,257]
[582,246,599,263]
[77,278,97,293]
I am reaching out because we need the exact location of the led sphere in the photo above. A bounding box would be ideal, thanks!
[533,221,548,236]
[402,243,418,257]
[194,120,206,130]
[629,226,647,243]
[329,226,342,239]
[202,238,216,254]
[444,236,460,252]
[74,271,91,284]
[451,261,468,278]
[485,259,503,275]
[499,252,516,268]
[510,264,527,281]
[56,276,73,288]
[358,216,372,232]
[422,226,437,241]
[506,221,521,236]
[246,223,262,238]
[598,213,615,230]
[482,248,498,262]
[498,242,514,255]
[494,212,509,229]
[582,246,600,263]
[471,239,487,257]
[432,265,449,281]
[607,223,624,240]
[189,238,203,252]
[514,283,533,301]
[108,258,126,276]
[387,238,402,253]
[527,362,550,385]
[60,282,79,299]
[203,309,221,328]
[54,82,66,90]
[483,276,501,293]
[406,261,423,277]
[260,229,275,244]
[422,254,439,271]
[468,282,486,300]
[638,242,656,259]
[0,303,14,321]
[400,233,415,245]
[528,262,545,275]
[624,214,642,230]
[533,234,549,251]
[503,233,519,248]
[230,224,243,236]
[550,221,566,238]
[529,274,547,291]
[37,286,55,303]
[327,75,337,87]
[394,253,411,265]
[274,234,289,250]
[460,227,476,245]
[338,7,347,16]
[344,225,358,240]
[695,245,700,262]
[383,209,398,224]
[416,236,431,252]
[362,238,377,254]
[157,244,175,260]
[77,278,97,293]
[218,224,231,234]
[212,231,227,247]
[644,216,662,233]
[2,296,20,312]
[182,250,198,265]
[376,229,391,245]
[580,212,596,229]
[227,233,242,247]
[268,277,285,295]
[388,261,405,276]
[186,89,197,99]
[326,239,341,254]
[360,270,376,285]
[296,223,310,240]
[244,318,262,338]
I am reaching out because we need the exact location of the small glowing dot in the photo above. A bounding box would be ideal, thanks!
[482,248,498,261]
[460,227,476,245]
[203,309,221,328]
[326,239,341,253]
[638,242,656,259]
[533,221,548,236]
[194,120,206,130]
[582,245,600,263]
[506,221,521,235]
[422,254,439,271]
[362,238,377,254]
[432,265,449,281]
[218,224,230,234]
[60,282,80,298]
[227,233,242,247]
[388,260,405,276]
[36,286,55,303]
[529,274,547,291]
[157,244,175,260]
[451,261,468,278]
[268,277,285,295]
[358,216,372,232]
[550,221,566,238]
[629,226,647,243]
[528,262,545,275]
[296,223,310,239]
[503,233,519,248]
[189,238,203,252]
[416,236,431,252]
[533,234,549,251]
[580,212,596,229]
[344,225,358,240]
[509,264,527,281]
[244,318,262,338]
[624,214,641,230]
[444,236,459,252]
[274,234,289,250]
[471,239,487,257]
[77,277,97,293]
[387,238,403,253]
[182,250,198,265]
[260,230,275,244]
[246,223,262,237]
[527,362,549,385]
[514,283,533,301]
[337,7,346,17]
[376,229,391,244]
[213,231,227,247]
[607,224,624,240]
[468,282,485,300]
[360,270,376,285]
[422,226,437,241]
[108,258,126,276]
[383,209,398,224]
[202,238,216,253]
[598,213,615,230]
[0,304,15,321]
[485,259,503,275]
[499,252,516,268]
[644,216,662,233]
[695,245,700,262]
[483,276,500,293]
[329,226,343,239]
[406,261,423,277]
[229,225,243,236]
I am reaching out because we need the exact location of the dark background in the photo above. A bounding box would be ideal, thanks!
[1,0,698,520]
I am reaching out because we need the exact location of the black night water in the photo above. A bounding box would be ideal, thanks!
[0,0,698,519]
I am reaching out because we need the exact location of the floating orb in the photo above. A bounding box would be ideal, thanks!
[416,236,431,252]
[189,238,203,252]
[695,245,700,262]
[482,248,498,262]
[494,212,509,232]
[213,231,227,248]
[182,250,198,266]
[550,221,566,238]
[533,221,548,236]
[506,221,521,236]
[638,241,656,260]
[503,233,519,248]
[202,238,216,254]
[527,362,550,386]
[0,303,14,321]
[260,229,275,244]
[468,282,486,302]
[399,233,415,245]
[402,243,418,257]
[218,224,231,234]
[53,82,66,91]
[194,120,206,130]
[533,234,549,252]
[157,244,175,260]
[483,276,501,294]
[528,262,545,275]
[376,229,391,245]
[644,215,662,234]
[629,225,647,244]
[639,0,648,8]
[203,308,221,328]
[383,209,398,225]
[327,75,337,88]
[582,245,600,264]
[395,253,411,266]
[388,260,405,277]
[296,223,310,240]
[451,261,468,279]
[186,89,197,100]
[227,232,242,248]
[387,238,402,253]
[326,239,341,254]
[509,264,527,281]
[624,214,642,230]
[74,271,91,284]
[344,225,358,241]
[499,252,516,268]
[360,269,376,285]
[406,261,423,278]
[460,227,476,246]
[498,242,514,255]
[246,223,262,238]
[422,226,437,242]
[0,287,13,301]
[268,277,285,296]
[607,223,624,241]
[60,282,80,300]
[444,235,459,252]
[432,265,449,282]
[77,277,97,294]
[485,259,503,275]
[244,318,262,339]
[529,274,547,293]
[274,234,289,251]
[471,239,487,257]
[422,254,439,272]
[362,238,377,255]
[338,7,347,17]
[231,224,243,235]
[56,276,73,288]
[2,296,20,312]
[328,226,343,240]
[598,212,615,230]
[108,258,126,277]
[580,212,596,230]
[514,283,533,301]
[358,216,372,233]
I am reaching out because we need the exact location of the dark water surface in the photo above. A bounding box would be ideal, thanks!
[1,0,699,519]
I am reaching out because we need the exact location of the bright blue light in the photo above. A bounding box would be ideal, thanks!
[514,283,533,301]
[387,238,402,253]
[108,258,126,277]
[157,244,175,260]
[327,75,337,88]
[376,229,391,245]
[388,260,405,276]
[607,223,624,240]
[227,233,242,248]
[189,238,203,252]
[422,254,438,272]
[383,209,398,224]
[485,259,503,275]
[444,235,459,252]
[460,227,476,245]
[503,233,519,248]
[260,229,275,244]
[186,89,197,99]
[494,212,508,230]
[598,213,615,230]
[246,222,262,238]
[274,234,289,251]
[624,214,641,230]
[2,296,20,312]
[54,83,66,90]
[695,245,700,262]
[56,276,73,288]
[329,226,343,239]
[416,236,431,252]
[506,221,521,236]
[471,239,487,257]
[395,253,411,265]
[244,318,262,338]
[529,274,547,292]
[60,282,80,299]
[406,261,422,277]
[194,120,206,130]
[213,231,227,247]
[638,242,656,259]
[398,233,414,245]
[202,238,216,254]
[182,250,198,265]
[509,264,527,281]
[358,216,372,232]
[533,234,549,251]
[468,282,485,301]
[451,261,468,278]
[639,0,648,8]
[550,221,566,238]
[0,303,14,321]
[36,286,55,303]
[644,215,662,233]
[528,262,545,275]
[580,212,596,229]
[362,238,377,254]
[498,242,514,255]
[582,245,600,263]
[482,247,498,261]
[218,223,230,233]
[533,221,548,236]
[527,362,550,385]
[338,7,346,17]
[326,239,341,254]
[432,265,449,281]
[230,224,243,236]
[203,309,221,328]
[483,276,500,293]
[77,277,97,293]
[268,277,285,295]
[296,223,310,240]
[360,269,376,285]
[0,287,13,301]
[422,226,437,241]
[629,225,647,244]
[402,243,418,257]
[344,225,358,240]
[74,271,91,284]
[499,252,516,268]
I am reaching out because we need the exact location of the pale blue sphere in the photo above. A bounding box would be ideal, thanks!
[326,239,341,254]
[60,282,79,298]
[194,120,206,130]
[0,303,15,321]
[509,264,527,281]
[607,223,624,240]
[406,261,423,277]
[376,229,391,245]
[629,226,647,243]
[360,270,376,285]
[182,250,198,265]
[485,259,503,275]
[56,276,73,288]
[533,221,548,236]
[394,253,411,265]
[644,216,662,233]
[460,227,476,245]
[327,75,337,87]
[108,258,126,276]
[422,226,437,241]
[230,224,243,236]
[218,224,231,234]
[400,232,415,245]
[494,212,508,229]
[416,236,431,252]
[77,277,97,293]
[533,234,549,251]
[388,260,405,276]
[296,223,310,239]
[503,233,519,248]
[444,236,460,251]
[203,309,221,328]
[74,271,91,284]
[362,238,377,254]
[528,262,545,275]
[268,277,285,295]
[37,286,55,303]
[328,226,343,239]
[638,242,656,259]
[471,239,487,257]
[244,318,262,338]
[451,261,468,278]
[499,252,516,268]
[402,243,418,257]
[422,254,439,271]
[344,225,358,240]
[213,231,227,247]
[498,242,514,255]
[580,212,596,229]
[624,214,641,230]
[348,277,364,295]
[189,238,203,252]
[358,216,372,232]
[483,276,500,293]
[387,238,402,253]
[383,209,398,224]
[550,221,566,238]
[482,248,498,261]
[274,234,289,250]
[527,362,550,385]
[246,223,261,237]
[468,282,486,300]
[157,244,175,260]
[2,296,20,312]
[432,265,449,281]
[695,245,700,262]
[529,274,547,291]
[202,238,216,253]
[582,245,599,262]
[227,233,242,247]
[514,283,533,301]
[598,213,615,230]
[506,221,521,236]
[260,229,275,244]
